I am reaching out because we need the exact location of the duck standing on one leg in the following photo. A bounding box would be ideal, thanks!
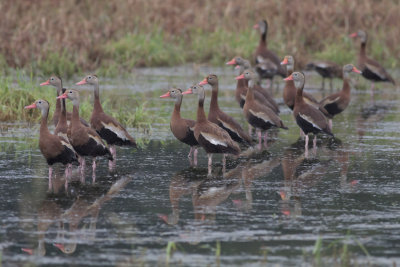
[76,75,136,169]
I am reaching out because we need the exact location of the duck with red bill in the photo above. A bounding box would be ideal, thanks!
[159,88,199,165]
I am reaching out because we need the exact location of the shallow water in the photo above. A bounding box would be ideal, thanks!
[1,66,400,266]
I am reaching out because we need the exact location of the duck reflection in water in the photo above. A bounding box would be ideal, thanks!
[21,176,131,256]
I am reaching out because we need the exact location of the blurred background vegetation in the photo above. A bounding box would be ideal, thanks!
[0,0,399,78]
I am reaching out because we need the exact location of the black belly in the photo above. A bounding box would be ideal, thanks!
[315,67,332,78]
[73,138,111,159]
[179,130,199,147]
[197,134,238,155]
[47,146,78,166]
[362,67,388,82]
[323,103,342,117]
[295,115,322,135]
[239,99,245,108]
[98,127,135,146]
[248,113,274,130]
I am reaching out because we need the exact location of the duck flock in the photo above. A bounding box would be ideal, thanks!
[25,20,396,182]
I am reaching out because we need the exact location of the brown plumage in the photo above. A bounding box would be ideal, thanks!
[58,89,113,179]
[253,20,286,80]
[40,76,89,127]
[350,30,396,95]
[227,57,280,113]
[305,61,343,90]
[286,72,333,156]
[281,55,319,110]
[182,84,240,175]
[160,88,199,164]
[236,70,288,149]
[319,64,362,129]
[24,100,78,186]
[76,75,136,167]
[199,74,252,145]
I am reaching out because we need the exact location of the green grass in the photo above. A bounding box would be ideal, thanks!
[0,72,155,129]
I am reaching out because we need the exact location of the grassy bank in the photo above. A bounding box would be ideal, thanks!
[0,72,155,129]
[0,0,399,77]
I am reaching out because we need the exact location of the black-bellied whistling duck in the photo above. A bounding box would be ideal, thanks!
[40,76,89,127]
[227,57,280,114]
[350,30,396,97]
[182,84,240,175]
[253,20,286,86]
[199,74,252,145]
[236,70,288,149]
[281,55,319,110]
[319,64,362,130]
[305,61,343,90]
[24,100,78,188]
[76,75,136,168]
[57,90,113,180]
[160,88,199,165]
[284,72,333,157]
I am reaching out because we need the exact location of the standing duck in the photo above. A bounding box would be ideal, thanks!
[236,70,288,149]
[160,88,199,165]
[57,90,113,180]
[281,55,319,110]
[253,20,286,86]
[227,57,280,113]
[319,64,362,130]
[40,76,89,127]
[24,100,78,188]
[199,74,253,145]
[182,84,240,175]
[305,61,343,90]
[350,30,396,96]
[284,72,333,157]
[76,75,136,168]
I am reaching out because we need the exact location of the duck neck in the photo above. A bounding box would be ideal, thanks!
[245,80,255,102]
[260,29,267,47]
[210,84,220,112]
[72,100,81,126]
[59,88,67,125]
[196,89,207,123]
[172,95,182,119]
[342,73,351,95]
[360,41,366,58]
[93,83,104,113]
[40,107,50,136]
[295,80,305,104]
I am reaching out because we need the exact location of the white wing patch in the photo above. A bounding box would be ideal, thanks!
[218,119,240,136]
[57,132,69,141]
[200,132,227,147]
[101,122,129,141]
[60,140,75,152]
[249,109,273,124]
[299,113,322,130]
[315,62,329,68]
[88,133,105,147]
[365,62,386,80]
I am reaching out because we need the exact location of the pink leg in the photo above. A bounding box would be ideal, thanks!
[329,119,333,131]
[313,135,317,155]
[263,131,268,149]
[188,147,193,159]
[207,154,213,176]
[193,148,198,166]
[222,154,226,174]
[305,135,309,158]
[79,156,86,178]
[48,166,53,191]
[257,129,262,150]
[370,82,375,103]
[92,158,96,183]
[248,124,253,136]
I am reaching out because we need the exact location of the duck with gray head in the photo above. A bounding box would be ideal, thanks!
[160,88,199,165]
[182,84,240,176]
[24,100,78,188]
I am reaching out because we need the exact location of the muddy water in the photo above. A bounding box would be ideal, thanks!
[1,66,400,266]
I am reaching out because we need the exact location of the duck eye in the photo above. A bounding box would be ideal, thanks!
[51,78,54,81]
[38,101,42,104]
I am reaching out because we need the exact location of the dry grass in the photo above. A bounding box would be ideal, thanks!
[0,0,399,74]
